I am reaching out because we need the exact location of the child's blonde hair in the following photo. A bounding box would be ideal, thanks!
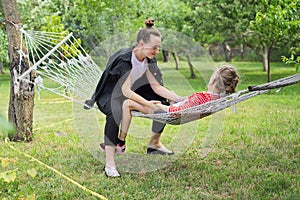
[207,64,239,95]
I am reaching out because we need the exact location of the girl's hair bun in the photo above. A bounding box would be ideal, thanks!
[145,18,154,28]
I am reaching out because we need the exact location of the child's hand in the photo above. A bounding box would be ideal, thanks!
[147,101,160,111]
[176,96,186,102]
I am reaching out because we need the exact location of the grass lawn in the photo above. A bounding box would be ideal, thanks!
[0,61,299,200]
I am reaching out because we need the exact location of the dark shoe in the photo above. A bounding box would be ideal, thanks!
[99,143,106,152]
[147,145,174,155]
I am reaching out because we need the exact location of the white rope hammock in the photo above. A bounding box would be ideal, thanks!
[17,29,300,125]
[133,73,299,125]
[18,29,101,104]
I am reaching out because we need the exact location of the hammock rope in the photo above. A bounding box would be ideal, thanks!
[132,89,270,125]
[135,73,299,125]
[17,29,300,125]
[18,28,102,101]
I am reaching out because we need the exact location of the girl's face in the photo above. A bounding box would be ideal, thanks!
[142,35,161,59]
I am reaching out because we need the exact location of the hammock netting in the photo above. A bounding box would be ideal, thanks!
[18,29,101,104]
[17,29,300,125]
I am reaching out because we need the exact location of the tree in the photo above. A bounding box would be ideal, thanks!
[185,0,300,82]
[243,0,300,81]
[1,0,34,141]
[184,0,260,62]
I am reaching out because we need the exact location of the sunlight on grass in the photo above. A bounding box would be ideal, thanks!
[1,63,299,199]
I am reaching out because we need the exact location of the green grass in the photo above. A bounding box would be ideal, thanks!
[0,62,300,200]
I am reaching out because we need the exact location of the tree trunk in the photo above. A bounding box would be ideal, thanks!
[240,44,244,60]
[0,63,4,74]
[162,49,170,62]
[267,48,271,82]
[171,51,180,70]
[186,54,196,79]
[223,43,232,62]
[262,44,271,82]
[2,0,35,141]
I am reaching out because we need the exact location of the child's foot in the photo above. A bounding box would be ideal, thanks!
[103,166,120,177]
[99,143,126,155]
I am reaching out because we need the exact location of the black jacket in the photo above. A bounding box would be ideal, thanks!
[84,47,164,109]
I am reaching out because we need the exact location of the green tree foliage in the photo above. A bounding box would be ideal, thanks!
[184,0,299,80]
[244,0,300,80]
[0,5,9,66]
[3,0,300,74]
[182,0,263,63]
[247,0,300,47]
[16,0,192,51]
[183,1,258,44]
[17,0,73,30]
[282,47,300,71]
[0,26,8,66]
[40,15,82,57]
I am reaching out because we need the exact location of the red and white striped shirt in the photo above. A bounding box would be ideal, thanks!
[168,92,219,112]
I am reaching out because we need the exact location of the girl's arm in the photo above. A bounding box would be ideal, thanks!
[146,70,185,102]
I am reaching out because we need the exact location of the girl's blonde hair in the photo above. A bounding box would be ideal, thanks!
[207,64,239,95]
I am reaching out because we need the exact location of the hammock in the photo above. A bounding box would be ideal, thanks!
[17,29,101,104]
[132,73,300,125]
[16,29,300,125]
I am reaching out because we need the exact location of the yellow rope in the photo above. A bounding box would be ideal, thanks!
[4,137,108,200]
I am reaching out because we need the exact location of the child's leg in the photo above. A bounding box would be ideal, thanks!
[155,104,169,112]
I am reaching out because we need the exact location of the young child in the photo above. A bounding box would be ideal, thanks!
[156,64,239,112]
[104,64,239,154]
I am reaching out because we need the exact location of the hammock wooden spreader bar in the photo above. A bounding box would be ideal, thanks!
[132,73,300,125]
[248,73,300,91]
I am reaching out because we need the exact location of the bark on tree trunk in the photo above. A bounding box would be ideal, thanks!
[186,54,196,79]
[0,63,4,74]
[267,48,271,82]
[171,51,180,70]
[240,44,244,60]
[162,49,170,62]
[262,45,268,72]
[223,43,232,62]
[262,44,271,82]
[2,0,35,141]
